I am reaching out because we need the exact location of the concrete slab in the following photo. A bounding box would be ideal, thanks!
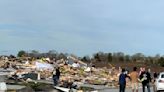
[7,85,26,90]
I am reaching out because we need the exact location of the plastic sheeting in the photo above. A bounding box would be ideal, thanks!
[35,62,53,70]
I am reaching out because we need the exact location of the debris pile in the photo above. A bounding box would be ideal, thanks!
[0,55,131,91]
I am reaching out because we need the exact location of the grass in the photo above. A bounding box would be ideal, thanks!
[23,82,51,91]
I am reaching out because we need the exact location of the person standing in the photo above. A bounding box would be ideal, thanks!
[119,68,130,92]
[53,67,60,86]
[139,68,151,92]
[130,67,139,92]
[153,72,158,92]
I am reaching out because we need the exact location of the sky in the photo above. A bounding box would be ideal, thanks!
[1,0,164,56]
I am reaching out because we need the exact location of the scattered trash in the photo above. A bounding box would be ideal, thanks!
[0,56,128,91]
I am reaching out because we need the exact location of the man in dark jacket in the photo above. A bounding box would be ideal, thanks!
[119,68,130,92]
[139,68,151,92]
[53,67,60,86]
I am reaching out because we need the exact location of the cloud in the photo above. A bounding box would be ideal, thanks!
[1,0,164,56]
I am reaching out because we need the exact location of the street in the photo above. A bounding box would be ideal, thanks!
[99,87,155,92]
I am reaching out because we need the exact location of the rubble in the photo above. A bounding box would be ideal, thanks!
[0,56,129,91]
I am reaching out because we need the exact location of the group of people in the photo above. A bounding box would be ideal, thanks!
[119,67,153,92]
[52,64,156,92]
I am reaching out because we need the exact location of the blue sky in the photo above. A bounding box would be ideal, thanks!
[1,0,164,56]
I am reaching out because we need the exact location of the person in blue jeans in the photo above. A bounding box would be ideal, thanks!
[119,68,130,92]
[53,67,60,86]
